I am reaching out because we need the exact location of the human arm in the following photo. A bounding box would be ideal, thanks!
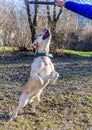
[55,1,92,20]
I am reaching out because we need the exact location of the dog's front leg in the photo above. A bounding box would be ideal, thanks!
[31,72,44,86]
[50,71,59,84]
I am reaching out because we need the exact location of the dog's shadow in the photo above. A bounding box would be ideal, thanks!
[0,105,37,121]
[0,112,24,121]
[0,112,10,121]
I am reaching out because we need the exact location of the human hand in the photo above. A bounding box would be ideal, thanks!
[55,0,65,8]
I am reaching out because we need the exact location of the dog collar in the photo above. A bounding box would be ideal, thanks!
[34,53,53,58]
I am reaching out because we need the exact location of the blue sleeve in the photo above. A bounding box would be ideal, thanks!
[64,1,92,20]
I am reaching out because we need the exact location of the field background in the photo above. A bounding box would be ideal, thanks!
[0,50,92,130]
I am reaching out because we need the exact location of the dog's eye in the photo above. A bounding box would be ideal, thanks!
[43,29,46,32]
[39,34,42,36]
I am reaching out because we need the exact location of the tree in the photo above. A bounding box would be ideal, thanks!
[24,0,39,43]
[46,0,62,48]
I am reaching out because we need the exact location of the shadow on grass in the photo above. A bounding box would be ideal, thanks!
[53,52,92,60]
[0,51,34,65]
[0,51,92,65]
[0,51,91,85]
[0,112,10,121]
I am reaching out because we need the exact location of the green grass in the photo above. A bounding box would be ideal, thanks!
[0,46,92,57]
[0,46,19,52]
[56,49,92,57]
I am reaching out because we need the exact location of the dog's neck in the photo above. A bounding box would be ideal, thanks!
[34,43,53,58]
[34,40,53,58]
[35,44,49,54]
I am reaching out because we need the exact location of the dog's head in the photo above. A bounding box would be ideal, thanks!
[32,29,51,53]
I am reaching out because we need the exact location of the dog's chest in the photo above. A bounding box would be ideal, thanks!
[32,57,54,78]
[39,57,54,78]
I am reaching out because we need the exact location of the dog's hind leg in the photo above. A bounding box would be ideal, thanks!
[31,96,40,113]
[12,87,38,120]
[31,91,41,113]
[12,93,29,120]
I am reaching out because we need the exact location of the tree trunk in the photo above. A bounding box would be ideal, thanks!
[25,0,38,43]
[46,0,62,49]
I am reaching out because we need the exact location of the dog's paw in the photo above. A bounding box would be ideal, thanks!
[50,71,59,84]
[11,112,17,120]
[30,112,39,117]
[31,108,35,114]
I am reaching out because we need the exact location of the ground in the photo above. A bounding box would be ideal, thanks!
[0,51,92,130]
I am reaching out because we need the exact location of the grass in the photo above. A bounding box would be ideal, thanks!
[0,46,92,57]
[56,49,92,57]
[0,46,19,52]
[0,47,92,130]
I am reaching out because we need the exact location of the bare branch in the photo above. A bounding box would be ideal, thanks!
[53,6,56,22]
[56,8,62,22]
[46,0,52,24]
[33,0,39,26]
[24,0,33,27]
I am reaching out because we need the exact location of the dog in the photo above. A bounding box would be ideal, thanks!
[11,28,59,119]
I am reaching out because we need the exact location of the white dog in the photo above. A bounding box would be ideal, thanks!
[11,28,59,119]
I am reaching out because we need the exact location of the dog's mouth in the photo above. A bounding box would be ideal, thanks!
[43,29,50,40]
